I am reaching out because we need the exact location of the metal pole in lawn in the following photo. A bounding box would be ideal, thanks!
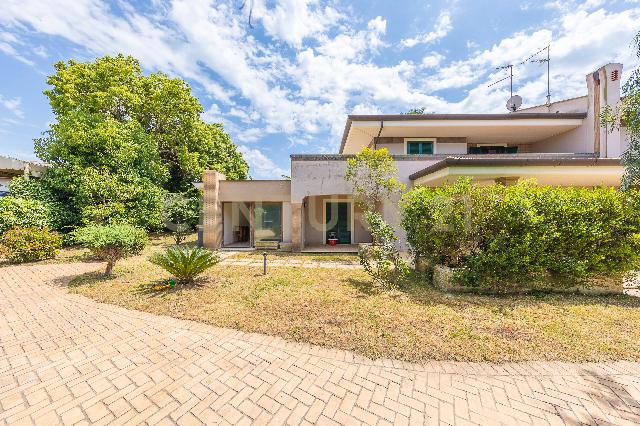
[263,252,267,275]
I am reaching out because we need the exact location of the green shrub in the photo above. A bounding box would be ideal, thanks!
[9,175,78,232]
[150,245,219,283]
[0,227,62,263]
[0,197,50,234]
[73,224,148,275]
[400,179,640,289]
[162,192,200,245]
[358,211,408,288]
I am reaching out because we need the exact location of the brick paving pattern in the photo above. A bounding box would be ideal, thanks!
[2,263,640,425]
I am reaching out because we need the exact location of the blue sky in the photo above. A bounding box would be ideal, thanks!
[1,0,639,178]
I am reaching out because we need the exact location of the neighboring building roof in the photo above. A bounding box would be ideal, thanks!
[409,155,621,181]
[0,155,47,177]
[339,112,588,154]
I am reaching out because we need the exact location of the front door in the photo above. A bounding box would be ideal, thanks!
[325,201,351,244]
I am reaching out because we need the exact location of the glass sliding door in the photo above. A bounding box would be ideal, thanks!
[254,202,282,242]
[325,201,351,244]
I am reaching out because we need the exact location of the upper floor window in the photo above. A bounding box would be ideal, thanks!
[468,145,518,154]
[405,139,435,155]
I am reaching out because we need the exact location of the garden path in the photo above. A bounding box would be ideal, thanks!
[2,263,640,425]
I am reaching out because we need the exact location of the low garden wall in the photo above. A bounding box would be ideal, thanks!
[401,179,640,293]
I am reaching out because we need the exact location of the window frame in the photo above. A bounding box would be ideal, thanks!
[403,138,437,155]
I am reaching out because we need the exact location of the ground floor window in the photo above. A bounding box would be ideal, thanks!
[254,202,282,242]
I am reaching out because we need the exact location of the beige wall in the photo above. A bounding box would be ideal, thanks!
[303,195,371,245]
[219,180,291,202]
[291,160,353,203]
[534,126,591,153]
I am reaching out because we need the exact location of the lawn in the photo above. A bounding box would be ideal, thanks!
[68,240,640,363]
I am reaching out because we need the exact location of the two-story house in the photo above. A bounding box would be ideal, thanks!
[202,63,627,252]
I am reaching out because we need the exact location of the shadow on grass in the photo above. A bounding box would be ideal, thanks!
[130,278,208,297]
[347,270,640,309]
[67,271,113,288]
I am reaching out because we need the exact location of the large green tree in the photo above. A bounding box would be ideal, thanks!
[42,54,248,190]
[603,31,640,189]
[35,54,248,230]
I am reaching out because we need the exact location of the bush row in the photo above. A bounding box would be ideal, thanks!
[400,179,640,289]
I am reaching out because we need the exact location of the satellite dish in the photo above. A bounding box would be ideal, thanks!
[506,95,522,112]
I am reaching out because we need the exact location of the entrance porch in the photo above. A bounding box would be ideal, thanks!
[299,195,371,250]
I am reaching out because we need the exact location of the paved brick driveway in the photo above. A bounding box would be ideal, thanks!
[2,263,640,425]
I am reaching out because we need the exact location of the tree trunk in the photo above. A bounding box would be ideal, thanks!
[105,260,114,276]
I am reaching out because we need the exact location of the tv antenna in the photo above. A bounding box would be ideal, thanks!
[522,45,551,106]
[238,0,254,28]
[488,64,521,111]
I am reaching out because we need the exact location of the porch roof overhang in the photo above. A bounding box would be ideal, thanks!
[409,156,623,187]
[339,113,587,154]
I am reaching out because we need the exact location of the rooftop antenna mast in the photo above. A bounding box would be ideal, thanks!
[488,64,522,112]
[521,45,551,105]
[488,64,514,98]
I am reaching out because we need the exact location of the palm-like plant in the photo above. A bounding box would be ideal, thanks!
[150,245,220,283]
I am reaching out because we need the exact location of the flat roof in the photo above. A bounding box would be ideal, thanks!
[409,156,621,181]
[340,113,588,154]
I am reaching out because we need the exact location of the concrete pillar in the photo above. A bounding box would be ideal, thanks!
[249,202,255,247]
[202,171,225,248]
[291,202,303,252]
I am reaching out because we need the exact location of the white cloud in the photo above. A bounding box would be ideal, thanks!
[0,95,24,118]
[252,0,344,48]
[238,145,289,179]
[400,11,453,48]
[1,0,639,177]
[421,52,444,68]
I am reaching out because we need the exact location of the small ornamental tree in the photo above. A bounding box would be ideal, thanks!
[602,31,640,189]
[345,148,407,286]
[358,211,409,287]
[73,224,148,275]
[162,192,200,245]
[345,148,404,212]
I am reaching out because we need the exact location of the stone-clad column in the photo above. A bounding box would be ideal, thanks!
[203,171,225,248]
[291,202,303,252]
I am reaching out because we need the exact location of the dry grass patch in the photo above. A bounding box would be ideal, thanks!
[229,251,359,263]
[69,252,640,363]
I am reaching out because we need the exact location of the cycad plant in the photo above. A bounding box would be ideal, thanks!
[150,245,219,283]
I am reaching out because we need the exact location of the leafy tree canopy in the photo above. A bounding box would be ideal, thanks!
[34,54,249,230]
[42,54,248,190]
[345,148,405,211]
[602,31,640,189]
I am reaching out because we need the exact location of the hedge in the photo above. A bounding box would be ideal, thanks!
[0,197,50,234]
[400,179,640,289]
